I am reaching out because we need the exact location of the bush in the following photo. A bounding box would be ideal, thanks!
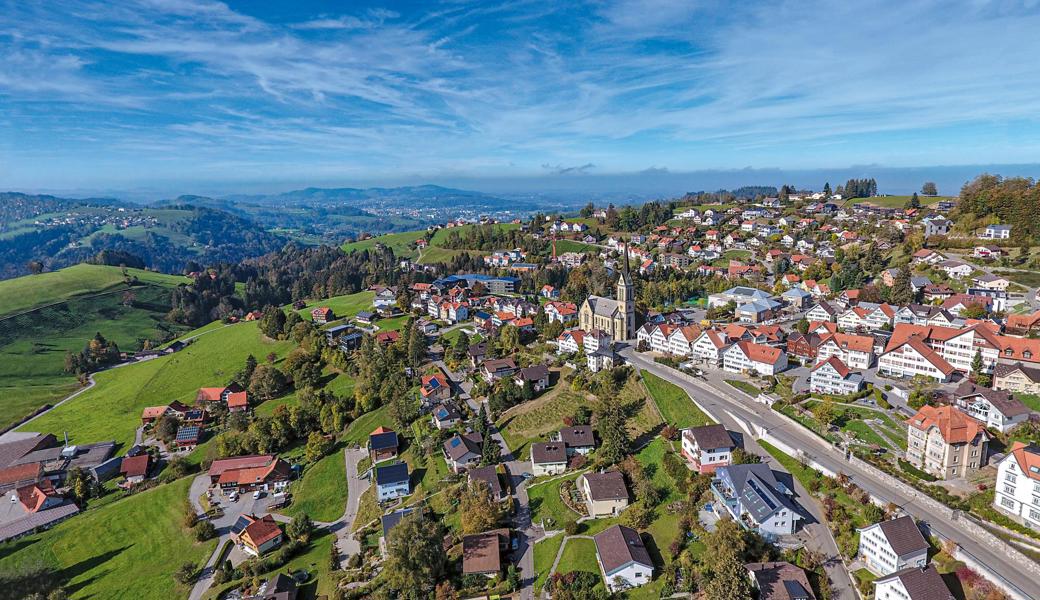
[193,520,217,542]
[564,521,579,535]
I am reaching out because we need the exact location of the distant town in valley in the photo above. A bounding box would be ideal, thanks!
[3,172,1040,600]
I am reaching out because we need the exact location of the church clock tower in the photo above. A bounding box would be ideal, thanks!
[616,245,636,340]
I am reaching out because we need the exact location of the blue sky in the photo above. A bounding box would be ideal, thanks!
[2,0,1040,196]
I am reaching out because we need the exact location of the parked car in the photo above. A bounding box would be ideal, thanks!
[252,490,263,500]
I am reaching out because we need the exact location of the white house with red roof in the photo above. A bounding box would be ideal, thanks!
[877,336,956,382]
[691,329,731,366]
[723,341,787,376]
[993,442,1040,530]
[544,301,577,324]
[816,333,874,369]
[556,329,585,354]
[809,357,864,395]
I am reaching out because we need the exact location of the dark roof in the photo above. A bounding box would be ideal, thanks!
[517,364,550,381]
[876,565,953,600]
[593,525,652,575]
[369,431,399,451]
[375,463,410,487]
[684,424,734,450]
[953,381,1030,418]
[530,442,567,464]
[175,426,201,442]
[745,562,816,600]
[258,573,298,600]
[433,403,461,422]
[994,361,1040,384]
[380,508,418,538]
[444,432,482,461]
[462,529,509,574]
[468,342,488,357]
[558,425,595,448]
[468,466,504,498]
[876,516,929,557]
[581,471,628,501]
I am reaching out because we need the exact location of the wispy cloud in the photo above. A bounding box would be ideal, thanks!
[1,0,1040,192]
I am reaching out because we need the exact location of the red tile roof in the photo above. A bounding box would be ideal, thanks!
[16,480,59,513]
[812,356,850,378]
[120,454,150,479]
[907,405,986,444]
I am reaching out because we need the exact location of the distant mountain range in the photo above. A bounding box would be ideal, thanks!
[219,184,552,213]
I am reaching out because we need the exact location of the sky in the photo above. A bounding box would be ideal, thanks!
[2,0,1040,198]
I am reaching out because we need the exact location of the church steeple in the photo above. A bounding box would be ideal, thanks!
[618,242,634,304]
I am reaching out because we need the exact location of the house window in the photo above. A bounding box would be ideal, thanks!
[1001,497,1016,509]
[1005,485,1016,495]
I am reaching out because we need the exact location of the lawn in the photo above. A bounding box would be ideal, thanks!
[527,472,583,530]
[0,263,188,317]
[0,477,215,600]
[341,230,425,258]
[19,321,293,449]
[292,291,375,322]
[846,195,951,209]
[1019,394,1040,413]
[0,284,191,430]
[555,537,601,575]
[533,534,566,593]
[725,379,761,397]
[843,420,894,450]
[343,405,394,445]
[994,270,1040,288]
[204,530,339,600]
[640,371,714,428]
[281,446,347,522]
[553,239,598,254]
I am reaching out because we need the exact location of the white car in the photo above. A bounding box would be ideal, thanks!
[252,490,262,500]
[228,492,239,502]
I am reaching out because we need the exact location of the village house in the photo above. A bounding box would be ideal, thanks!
[232,514,284,557]
[745,562,816,600]
[530,442,568,476]
[556,329,585,354]
[711,463,802,536]
[207,455,291,495]
[981,224,1011,239]
[554,425,596,456]
[468,465,508,502]
[311,306,334,324]
[809,357,864,396]
[594,525,653,592]
[873,565,954,600]
[481,358,518,382]
[462,529,511,578]
[443,432,483,473]
[420,372,452,404]
[994,362,1040,395]
[174,426,202,451]
[949,381,1030,433]
[431,403,462,430]
[992,442,1040,530]
[816,332,874,369]
[119,454,150,485]
[905,405,989,480]
[374,463,411,501]
[857,515,929,576]
[544,301,578,324]
[579,471,630,517]
[680,424,734,473]
[723,341,787,376]
[368,427,400,463]
[514,364,551,392]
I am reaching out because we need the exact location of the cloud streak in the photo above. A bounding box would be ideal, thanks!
[1,0,1039,192]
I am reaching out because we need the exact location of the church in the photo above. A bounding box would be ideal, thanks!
[578,253,636,341]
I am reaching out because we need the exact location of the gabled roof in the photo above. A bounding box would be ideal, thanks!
[877,515,929,556]
[874,565,953,600]
[444,432,482,461]
[820,332,873,353]
[120,454,150,478]
[242,514,283,547]
[375,462,410,487]
[811,356,851,378]
[558,425,595,448]
[994,361,1040,384]
[531,442,567,464]
[469,465,504,498]
[684,424,734,450]
[462,529,509,574]
[906,406,986,445]
[15,480,60,513]
[369,430,399,451]
[1005,442,1040,481]
[594,525,652,575]
[732,341,783,365]
[581,471,628,501]
[745,562,816,600]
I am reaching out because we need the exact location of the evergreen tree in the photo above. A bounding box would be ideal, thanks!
[407,323,426,367]
[597,402,630,464]
[890,267,914,305]
[905,192,920,209]
[481,435,500,466]
[823,182,832,197]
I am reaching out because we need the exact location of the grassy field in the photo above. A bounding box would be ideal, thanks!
[0,284,192,431]
[293,291,375,322]
[19,321,293,448]
[1019,394,1040,413]
[555,537,601,575]
[497,383,587,457]
[527,472,583,530]
[533,534,566,593]
[0,477,214,600]
[282,446,347,523]
[553,239,598,254]
[641,371,714,428]
[204,530,338,600]
[0,263,188,317]
[846,195,952,209]
[341,230,425,258]
[343,405,394,445]
[725,379,760,397]
[994,270,1040,288]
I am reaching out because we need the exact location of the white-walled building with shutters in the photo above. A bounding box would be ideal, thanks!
[723,341,787,376]
[856,516,929,576]
[816,333,874,369]
[809,357,864,396]
[993,442,1040,530]
[690,330,730,366]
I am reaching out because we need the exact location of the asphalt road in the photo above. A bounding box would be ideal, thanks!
[620,346,1040,600]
